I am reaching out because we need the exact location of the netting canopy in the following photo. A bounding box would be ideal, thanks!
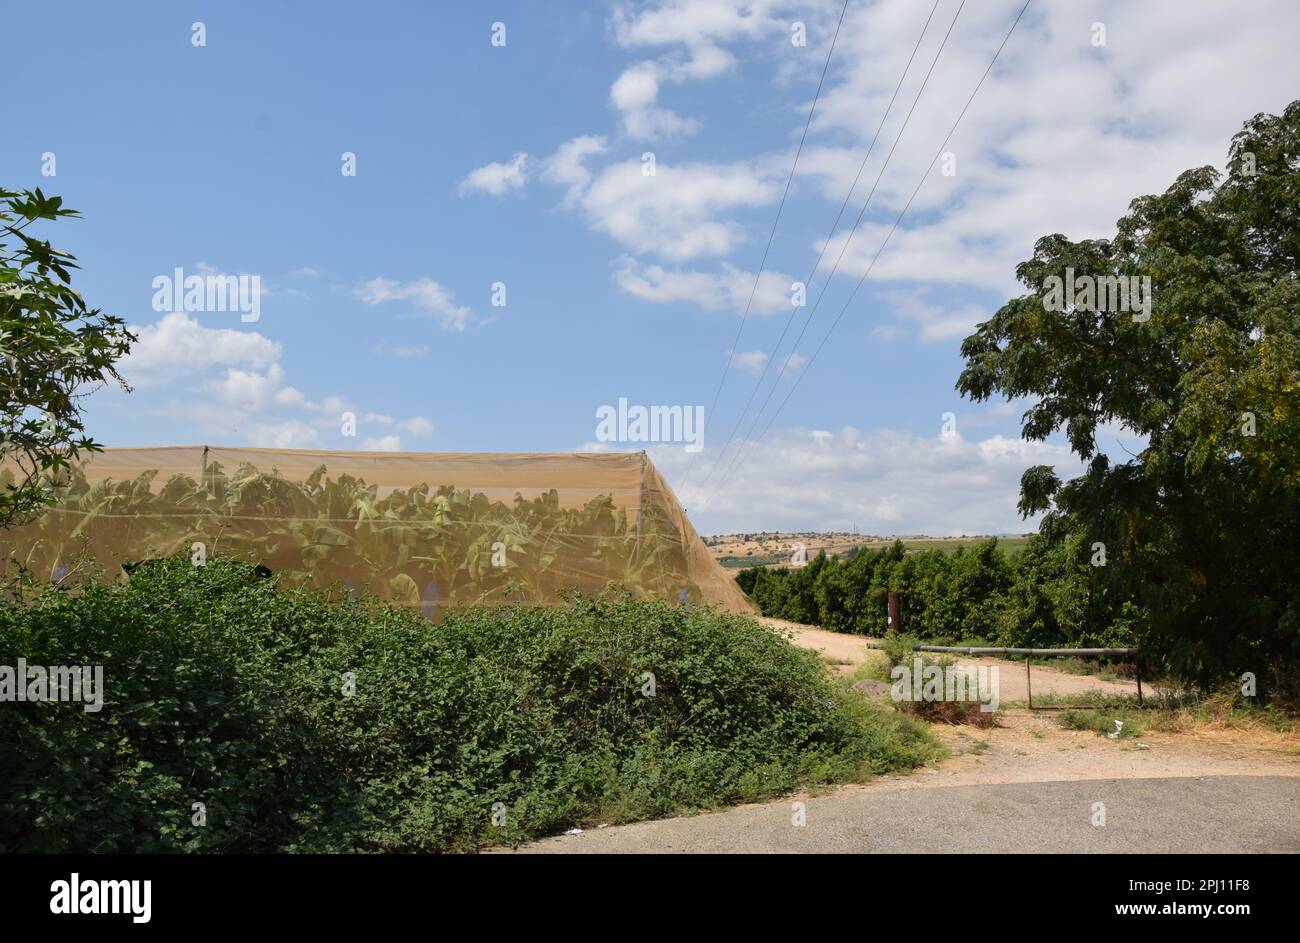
[1,446,755,615]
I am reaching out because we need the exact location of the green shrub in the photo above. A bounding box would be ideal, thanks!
[1056,708,1145,739]
[853,636,997,728]
[738,536,1141,668]
[0,557,940,852]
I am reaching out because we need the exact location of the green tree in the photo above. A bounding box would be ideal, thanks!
[0,188,133,528]
[957,102,1300,698]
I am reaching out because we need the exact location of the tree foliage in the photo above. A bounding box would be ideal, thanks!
[0,187,134,529]
[956,101,1300,697]
[739,538,1143,652]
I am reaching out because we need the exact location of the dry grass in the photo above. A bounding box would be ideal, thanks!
[906,698,999,728]
[1020,688,1299,746]
[1148,692,1299,750]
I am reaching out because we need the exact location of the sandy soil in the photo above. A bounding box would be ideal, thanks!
[902,711,1300,788]
[762,617,1300,785]
[763,618,1146,702]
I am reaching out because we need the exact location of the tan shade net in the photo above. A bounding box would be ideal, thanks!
[1,446,755,615]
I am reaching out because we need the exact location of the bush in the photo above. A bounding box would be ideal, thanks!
[865,634,998,728]
[0,557,940,852]
[1056,709,1145,739]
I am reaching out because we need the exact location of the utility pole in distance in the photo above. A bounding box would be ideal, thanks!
[888,591,901,634]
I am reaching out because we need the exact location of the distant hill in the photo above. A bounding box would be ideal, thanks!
[705,532,1032,568]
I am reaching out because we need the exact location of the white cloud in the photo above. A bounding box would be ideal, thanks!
[614,256,793,312]
[869,289,989,343]
[730,349,769,375]
[355,413,434,438]
[724,348,806,382]
[610,61,662,111]
[274,386,309,410]
[637,424,1083,535]
[121,306,435,453]
[794,0,1300,296]
[209,365,286,413]
[610,61,698,139]
[593,1,1300,306]
[459,152,530,196]
[580,159,777,260]
[122,312,281,386]
[200,365,431,450]
[608,0,789,138]
[611,0,779,51]
[542,135,608,203]
[400,416,434,436]
[249,420,322,449]
[775,351,807,377]
[355,277,473,331]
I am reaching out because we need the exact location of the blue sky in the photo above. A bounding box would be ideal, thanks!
[6,1,1299,534]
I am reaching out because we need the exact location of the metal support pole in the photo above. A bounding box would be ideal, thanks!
[634,451,645,562]
[861,642,1145,710]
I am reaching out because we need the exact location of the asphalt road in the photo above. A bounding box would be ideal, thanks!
[512,776,1300,853]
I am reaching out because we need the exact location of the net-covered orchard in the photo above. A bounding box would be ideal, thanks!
[2,446,754,615]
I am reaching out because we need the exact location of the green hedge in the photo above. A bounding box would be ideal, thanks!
[0,557,938,852]
[736,536,1140,651]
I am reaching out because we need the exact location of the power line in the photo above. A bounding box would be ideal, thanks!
[693,0,944,493]
[699,0,959,492]
[707,0,1029,504]
[707,0,1033,503]
[682,0,851,489]
[697,0,966,494]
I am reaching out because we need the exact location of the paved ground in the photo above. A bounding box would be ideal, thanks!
[513,776,1300,853]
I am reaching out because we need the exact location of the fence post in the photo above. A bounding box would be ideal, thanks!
[887,592,901,634]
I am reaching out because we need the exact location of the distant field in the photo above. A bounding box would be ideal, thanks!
[718,554,791,568]
[715,535,1032,568]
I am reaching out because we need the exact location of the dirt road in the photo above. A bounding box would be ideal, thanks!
[766,618,1146,702]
